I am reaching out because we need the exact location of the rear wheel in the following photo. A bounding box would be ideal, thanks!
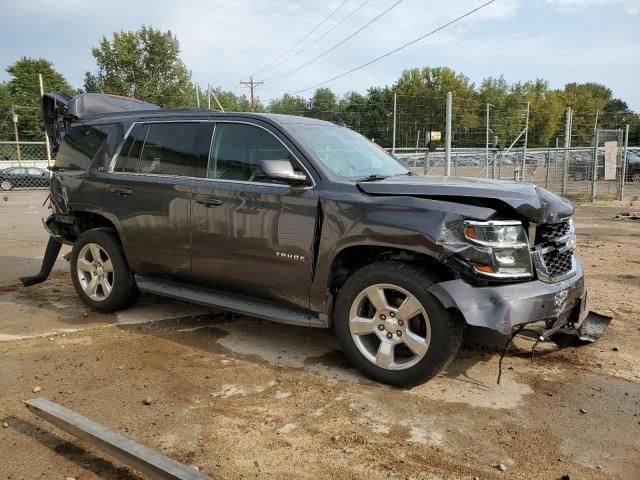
[0,180,13,191]
[70,229,138,312]
[631,173,640,183]
[334,261,463,387]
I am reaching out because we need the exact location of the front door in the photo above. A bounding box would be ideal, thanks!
[191,121,318,310]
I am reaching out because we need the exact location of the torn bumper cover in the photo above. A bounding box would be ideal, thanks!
[428,260,587,335]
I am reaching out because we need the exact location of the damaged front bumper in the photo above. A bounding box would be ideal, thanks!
[428,259,588,335]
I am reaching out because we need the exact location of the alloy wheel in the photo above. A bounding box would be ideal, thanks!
[76,243,114,301]
[348,283,431,370]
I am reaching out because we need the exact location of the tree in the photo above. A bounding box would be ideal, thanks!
[268,94,308,115]
[309,88,338,120]
[0,83,13,140]
[5,57,76,141]
[84,26,193,108]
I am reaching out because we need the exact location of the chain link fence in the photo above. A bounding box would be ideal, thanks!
[0,141,51,191]
[393,142,640,202]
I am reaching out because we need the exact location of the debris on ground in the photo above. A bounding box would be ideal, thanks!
[614,212,640,221]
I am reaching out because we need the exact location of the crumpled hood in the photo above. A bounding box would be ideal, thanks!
[357,176,573,224]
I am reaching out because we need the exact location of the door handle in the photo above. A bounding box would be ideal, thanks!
[111,187,133,197]
[196,197,223,207]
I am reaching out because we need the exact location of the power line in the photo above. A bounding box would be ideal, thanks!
[250,0,351,77]
[259,0,374,76]
[263,0,405,84]
[296,0,496,92]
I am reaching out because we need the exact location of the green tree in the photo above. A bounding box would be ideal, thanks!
[309,88,338,120]
[5,57,76,141]
[561,82,612,145]
[268,94,308,115]
[84,26,193,108]
[0,82,13,140]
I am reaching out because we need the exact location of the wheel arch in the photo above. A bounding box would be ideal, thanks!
[323,244,457,327]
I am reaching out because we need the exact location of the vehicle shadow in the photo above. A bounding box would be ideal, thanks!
[114,308,560,389]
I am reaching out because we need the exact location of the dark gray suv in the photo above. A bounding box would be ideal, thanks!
[23,93,607,386]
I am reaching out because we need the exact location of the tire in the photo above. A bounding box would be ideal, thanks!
[70,229,139,312]
[334,261,463,387]
[631,173,640,183]
[0,180,13,191]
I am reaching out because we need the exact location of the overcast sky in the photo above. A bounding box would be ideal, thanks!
[1,0,638,109]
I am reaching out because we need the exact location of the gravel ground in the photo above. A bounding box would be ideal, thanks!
[1,191,639,480]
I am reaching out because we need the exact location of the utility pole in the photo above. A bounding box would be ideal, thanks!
[445,92,452,176]
[195,84,200,108]
[207,84,211,109]
[38,73,52,167]
[240,76,263,112]
[11,105,22,165]
[392,92,397,154]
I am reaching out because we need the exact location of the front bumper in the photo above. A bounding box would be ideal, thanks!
[427,259,585,335]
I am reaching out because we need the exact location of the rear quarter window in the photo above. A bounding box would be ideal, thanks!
[55,124,120,170]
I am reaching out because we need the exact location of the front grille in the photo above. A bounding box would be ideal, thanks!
[541,249,574,278]
[533,219,575,282]
[535,221,571,247]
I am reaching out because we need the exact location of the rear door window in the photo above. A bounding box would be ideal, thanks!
[138,123,201,177]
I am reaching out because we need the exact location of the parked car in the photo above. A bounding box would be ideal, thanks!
[624,150,640,183]
[22,92,606,387]
[0,166,50,190]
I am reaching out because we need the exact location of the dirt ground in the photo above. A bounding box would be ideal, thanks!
[1,191,639,480]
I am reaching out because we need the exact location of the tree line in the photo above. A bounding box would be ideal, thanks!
[1,26,638,147]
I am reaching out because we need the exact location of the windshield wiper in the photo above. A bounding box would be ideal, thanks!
[357,174,389,182]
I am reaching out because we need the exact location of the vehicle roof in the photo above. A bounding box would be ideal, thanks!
[79,109,336,127]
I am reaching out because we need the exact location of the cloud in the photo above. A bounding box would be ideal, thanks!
[0,0,638,110]
[542,0,640,15]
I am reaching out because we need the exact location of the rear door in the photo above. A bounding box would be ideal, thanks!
[104,121,208,280]
[190,121,319,310]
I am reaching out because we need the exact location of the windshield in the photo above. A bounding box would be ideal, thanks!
[289,124,408,180]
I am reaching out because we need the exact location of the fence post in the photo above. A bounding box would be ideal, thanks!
[485,103,490,178]
[591,129,599,203]
[521,101,530,182]
[38,74,53,167]
[561,107,572,196]
[545,147,551,189]
[445,91,452,176]
[392,92,397,155]
[619,124,629,201]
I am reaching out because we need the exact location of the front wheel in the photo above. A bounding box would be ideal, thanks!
[70,229,139,312]
[334,261,463,387]
[0,180,13,191]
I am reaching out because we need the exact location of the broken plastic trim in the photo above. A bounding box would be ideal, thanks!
[496,311,612,385]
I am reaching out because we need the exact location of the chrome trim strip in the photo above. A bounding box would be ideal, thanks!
[107,122,137,172]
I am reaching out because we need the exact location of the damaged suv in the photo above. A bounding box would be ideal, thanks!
[24,93,609,386]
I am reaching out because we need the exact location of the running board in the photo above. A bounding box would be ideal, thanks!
[135,276,325,328]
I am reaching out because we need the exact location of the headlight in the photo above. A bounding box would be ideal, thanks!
[463,220,532,279]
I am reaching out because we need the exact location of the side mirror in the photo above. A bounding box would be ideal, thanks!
[258,160,308,185]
